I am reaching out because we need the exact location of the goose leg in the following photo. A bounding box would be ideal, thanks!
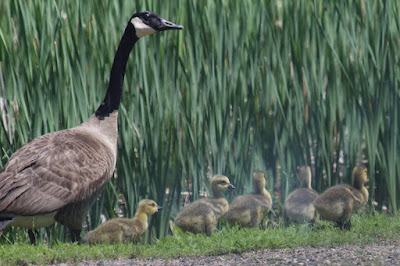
[28,229,38,245]
[70,229,82,243]
[336,220,351,230]
[343,220,352,230]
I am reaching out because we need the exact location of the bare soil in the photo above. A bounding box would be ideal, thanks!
[66,239,400,265]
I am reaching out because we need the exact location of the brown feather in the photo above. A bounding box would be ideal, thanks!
[0,123,117,232]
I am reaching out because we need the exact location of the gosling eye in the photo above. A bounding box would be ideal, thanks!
[152,203,156,207]
[220,180,226,184]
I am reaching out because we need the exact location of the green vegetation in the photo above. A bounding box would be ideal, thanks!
[0,0,399,243]
[0,213,399,265]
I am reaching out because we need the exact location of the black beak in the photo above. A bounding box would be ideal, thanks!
[157,205,163,211]
[228,184,235,190]
[159,18,184,31]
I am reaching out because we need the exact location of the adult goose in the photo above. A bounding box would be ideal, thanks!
[0,11,182,243]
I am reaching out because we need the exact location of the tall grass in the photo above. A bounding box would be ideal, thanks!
[0,0,399,243]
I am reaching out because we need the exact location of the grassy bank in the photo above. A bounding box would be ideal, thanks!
[0,213,399,265]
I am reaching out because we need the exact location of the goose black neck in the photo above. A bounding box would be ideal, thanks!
[95,24,138,119]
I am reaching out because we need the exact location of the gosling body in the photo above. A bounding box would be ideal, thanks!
[283,165,319,224]
[314,165,369,229]
[225,171,272,228]
[83,199,162,244]
[174,175,235,235]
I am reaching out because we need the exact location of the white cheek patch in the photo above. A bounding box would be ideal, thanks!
[130,17,157,38]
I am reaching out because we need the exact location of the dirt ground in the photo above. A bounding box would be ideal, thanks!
[64,239,400,265]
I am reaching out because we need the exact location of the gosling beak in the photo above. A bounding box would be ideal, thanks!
[228,184,235,190]
[159,18,184,31]
[157,205,163,211]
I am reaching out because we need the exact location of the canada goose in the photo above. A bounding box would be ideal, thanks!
[282,165,319,224]
[83,199,162,244]
[0,11,182,243]
[224,171,272,228]
[313,165,369,229]
[174,175,235,236]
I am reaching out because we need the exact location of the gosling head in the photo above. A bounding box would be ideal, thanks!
[210,175,235,196]
[137,199,163,216]
[296,165,312,188]
[130,11,183,38]
[352,165,368,189]
[252,171,266,193]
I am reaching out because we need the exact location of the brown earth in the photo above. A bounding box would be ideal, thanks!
[62,239,400,266]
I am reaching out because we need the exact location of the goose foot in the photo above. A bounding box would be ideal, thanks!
[335,221,351,230]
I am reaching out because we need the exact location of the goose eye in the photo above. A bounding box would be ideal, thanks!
[220,181,226,184]
[141,13,150,22]
[152,203,156,207]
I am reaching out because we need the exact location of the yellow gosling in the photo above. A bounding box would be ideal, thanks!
[83,199,162,244]
[283,165,319,224]
[174,175,235,235]
[314,165,369,229]
[225,171,272,228]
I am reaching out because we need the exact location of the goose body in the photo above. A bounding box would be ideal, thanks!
[225,171,272,228]
[283,165,319,224]
[83,199,162,244]
[0,118,117,230]
[0,11,182,242]
[313,165,369,229]
[174,175,235,236]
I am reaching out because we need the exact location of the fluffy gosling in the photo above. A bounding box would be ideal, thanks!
[313,165,369,229]
[224,171,272,228]
[174,175,235,235]
[283,165,319,224]
[83,199,162,244]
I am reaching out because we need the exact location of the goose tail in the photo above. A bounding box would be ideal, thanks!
[0,217,14,231]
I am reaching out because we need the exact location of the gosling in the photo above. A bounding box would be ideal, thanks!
[283,165,319,224]
[224,171,272,228]
[313,165,369,229]
[83,199,162,244]
[174,175,235,235]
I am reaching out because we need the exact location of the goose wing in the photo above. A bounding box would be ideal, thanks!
[0,129,115,215]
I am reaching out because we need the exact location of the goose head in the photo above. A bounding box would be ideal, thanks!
[138,199,163,216]
[211,175,235,197]
[130,11,183,38]
[252,171,266,193]
[352,165,368,189]
[296,165,312,189]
